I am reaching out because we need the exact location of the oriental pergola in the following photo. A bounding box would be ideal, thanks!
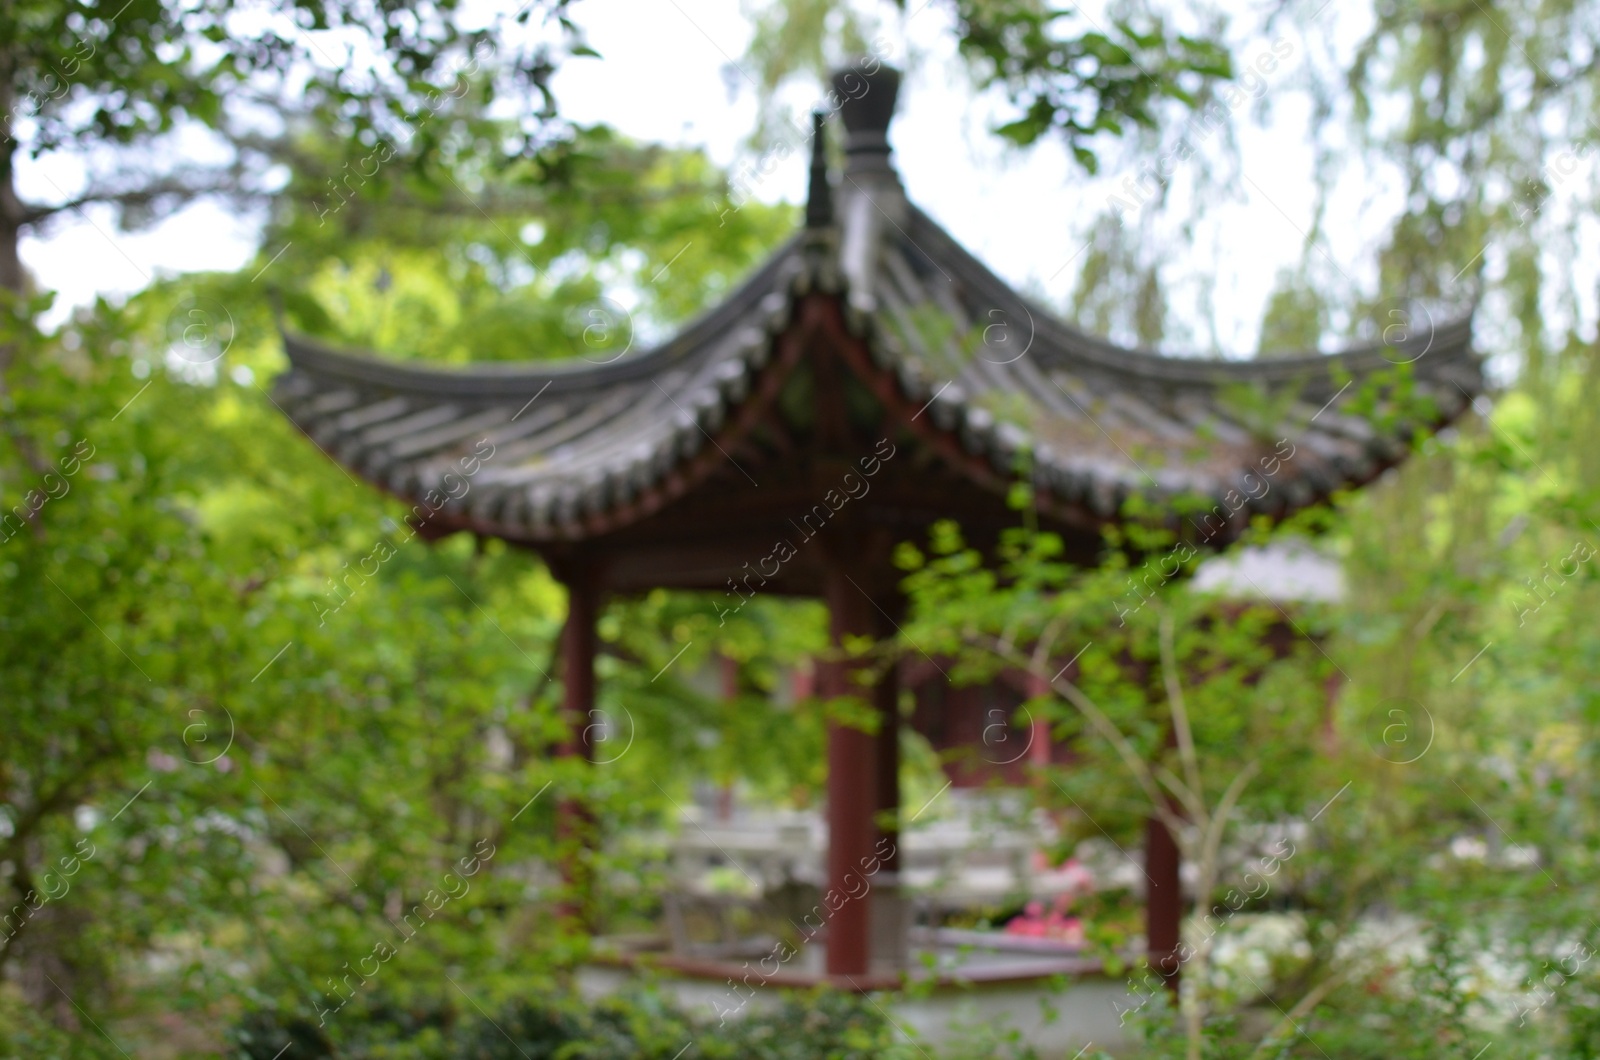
[274,65,1480,983]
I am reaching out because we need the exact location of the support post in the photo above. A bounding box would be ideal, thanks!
[555,560,601,930]
[872,654,900,873]
[1146,716,1184,991]
[716,654,739,822]
[1145,814,1182,991]
[1026,672,1052,768]
[559,564,599,758]
[821,557,877,979]
[868,628,907,971]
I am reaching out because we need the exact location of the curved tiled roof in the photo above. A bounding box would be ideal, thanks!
[274,70,1480,547]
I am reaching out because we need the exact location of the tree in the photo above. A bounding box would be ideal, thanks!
[893,513,1335,1059]
[0,0,583,302]
[0,97,828,1037]
[740,0,1233,172]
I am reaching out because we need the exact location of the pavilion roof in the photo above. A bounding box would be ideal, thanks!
[274,66,1480,546]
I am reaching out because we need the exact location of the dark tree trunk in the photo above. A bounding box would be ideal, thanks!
[0,83,24,303]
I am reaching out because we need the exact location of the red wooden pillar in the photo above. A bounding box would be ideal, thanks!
[1146,815,1182,990]
[1321,672,1343,754]
[1026,672,1052,768]
[873,656,900,873]
[559,563,599,758]
[555,560,600,929]
[868,633,911,972]
[716,655,739,822]
[821,559,878,978]
[871,603,902,873]
[1145,713,1183,989]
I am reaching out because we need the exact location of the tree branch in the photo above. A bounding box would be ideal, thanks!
[979,634,1179,833]
[17,169,256,228]
[1246,962,1356,1060]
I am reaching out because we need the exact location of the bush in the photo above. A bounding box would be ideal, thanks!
[230,987,906,1060]
[230,1008,335,1059]
[714,990,897,1060]
[0,989,123,1060]
[449,997,586,1060]
[229,995,455,1060]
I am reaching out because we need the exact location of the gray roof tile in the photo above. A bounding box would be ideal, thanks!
[275,132,1480,545]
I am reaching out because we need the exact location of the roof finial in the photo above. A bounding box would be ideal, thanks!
[804,111,833,229]
[831,59,900,177]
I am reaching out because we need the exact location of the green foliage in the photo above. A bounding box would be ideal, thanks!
[747,0,876,83]
[269,126,797,361]
[894,300,1600,1053]
[0,989,122,1059]
[898,518,1333,846]
[1256,270,1327,357]
[225,988,906,1060]
[0,0,595,308]
[9,2,1600,1057]
[449,997,585,1059]
[0,283,584,1032]
[0,63,818,1048]
[1070,213,1166,348]
[943,0,1232,171]
[738,0,1231,173]
[1,0,574,163]
[714,989,902,1058]
[605,591,830,805]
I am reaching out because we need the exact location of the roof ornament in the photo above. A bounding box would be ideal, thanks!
[804,111,833,229]
[829,60,903,313]
[831,60,900,178]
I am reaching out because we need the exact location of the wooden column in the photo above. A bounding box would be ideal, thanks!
[555,560,600,929]
[821,558,877,979]
[1145,815,1182,990]
[716,655,739,822]
[1146,716,1183,990]
[868,632,910,972]
[1321,672,1343,754]
[1026,672,1052,768]
[870,602,903,872]
[872,656,900,873]
[559,563,599,758]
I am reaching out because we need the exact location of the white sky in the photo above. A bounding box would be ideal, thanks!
[16,0,1446,356]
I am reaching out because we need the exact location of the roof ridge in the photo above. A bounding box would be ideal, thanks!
[891,203,1477,385]
[280,232,813,397]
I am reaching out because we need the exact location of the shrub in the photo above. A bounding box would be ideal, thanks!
[0,989,122,1060]
[714,990,897,1060]
[229,987,907,1060]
